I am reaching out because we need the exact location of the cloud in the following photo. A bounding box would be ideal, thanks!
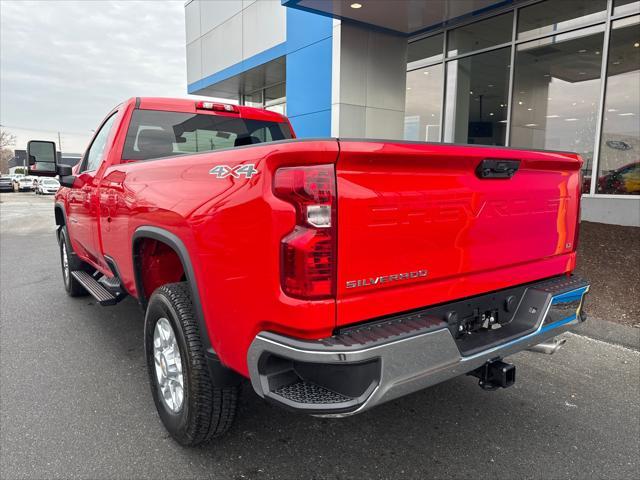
[0,0,192,152]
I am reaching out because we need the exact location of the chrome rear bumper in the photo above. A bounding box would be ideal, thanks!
[247,276,589,416]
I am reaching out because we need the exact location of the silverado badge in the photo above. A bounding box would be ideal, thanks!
[346,269,428,289]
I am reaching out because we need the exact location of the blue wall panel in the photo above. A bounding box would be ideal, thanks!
[286,37,332,118]
[285,7,333,137]
[285,7,333,54]
[288,109,332,138]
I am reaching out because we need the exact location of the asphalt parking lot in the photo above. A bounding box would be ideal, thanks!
[1,192,639,480]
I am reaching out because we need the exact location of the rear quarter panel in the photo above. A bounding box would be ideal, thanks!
[98,139,339,375]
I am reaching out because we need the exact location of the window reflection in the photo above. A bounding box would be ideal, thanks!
[517,0,607,40]
[447,12,513,57]
[510,27,604,176]
[404,64,444,141]
[408,34,443,65]
[598,16,640,195]
[614,0,640,16]
[444,47,510,145]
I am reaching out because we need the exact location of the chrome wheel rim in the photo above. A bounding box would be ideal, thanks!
[61,242,69,284]
[153,318,184,413]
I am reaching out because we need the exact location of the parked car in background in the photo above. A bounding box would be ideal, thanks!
[597,161,640,195]
[36,177,60,195]
[0,176,14,192]
[13,176,35,192]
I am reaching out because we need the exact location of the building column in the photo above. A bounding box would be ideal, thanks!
[285,9,333,137]
[331,21,408,139]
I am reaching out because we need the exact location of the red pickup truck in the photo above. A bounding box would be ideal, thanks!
[28,97,589,446]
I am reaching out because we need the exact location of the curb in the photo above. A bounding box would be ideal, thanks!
[573,316,640,351]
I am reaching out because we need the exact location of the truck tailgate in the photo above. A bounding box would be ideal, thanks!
[335,140,582,326]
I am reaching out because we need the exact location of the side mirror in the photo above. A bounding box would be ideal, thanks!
[27,140,58,177]
[57,164,73,176]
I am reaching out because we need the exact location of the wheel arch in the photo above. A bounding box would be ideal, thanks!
[132,226,213,355]
[54,202,67,228]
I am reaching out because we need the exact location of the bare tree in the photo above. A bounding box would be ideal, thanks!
[0,130,17,173]
[0,129,17,149]
[0,148,13,173]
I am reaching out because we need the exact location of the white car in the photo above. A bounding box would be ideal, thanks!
[14,176,35,192]
[36,177,60,195]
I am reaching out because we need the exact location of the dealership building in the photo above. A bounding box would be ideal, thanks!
[185,0,640,226]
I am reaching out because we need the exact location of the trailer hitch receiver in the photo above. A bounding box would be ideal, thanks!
[469,359,515,390]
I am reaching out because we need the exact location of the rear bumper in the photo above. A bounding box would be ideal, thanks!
[247,275,589,416]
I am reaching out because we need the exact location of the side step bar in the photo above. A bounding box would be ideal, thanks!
[71,271,123,306]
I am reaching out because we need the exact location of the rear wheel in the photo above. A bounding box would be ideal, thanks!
[58,227,87,296]
[145,282,239,446]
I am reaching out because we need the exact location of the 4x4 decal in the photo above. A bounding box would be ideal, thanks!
[209,164,259,179]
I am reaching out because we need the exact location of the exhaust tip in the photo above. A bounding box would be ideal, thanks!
[528,337,567,354]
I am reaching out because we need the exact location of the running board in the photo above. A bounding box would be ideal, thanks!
[71,271,121,306]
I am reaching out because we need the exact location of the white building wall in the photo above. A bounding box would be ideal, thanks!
[185,0,286,87]
[582,197,640,227]
[331,21,408,139]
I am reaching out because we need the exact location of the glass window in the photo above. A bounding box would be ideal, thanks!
[243,90,263,108]
[264,83,285,104]
[404,64,444,142]
[447,12,513,57]
[408,33,444,65]
[510,27,605,176]
[265,103,286,115]
[122,110,293,161]
[614,0,640,16]
[517,0,607,40]
[597,16,640,195]
[264,83,286,115]
[444,47,511,145]
[83,113,117,172]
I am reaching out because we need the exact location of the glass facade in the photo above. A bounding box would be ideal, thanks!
[241,82,286,114]
[404,0,640,197]
[517,0,607,40]
[511,26,604,173]
[613,0,640,16]
[447,12,512,56]
[445,48,510,145]
[408,33,444,65]
[404,64,444,142]
[598,15,640,194]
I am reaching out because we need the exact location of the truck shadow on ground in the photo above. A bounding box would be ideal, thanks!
[64,293,621,479]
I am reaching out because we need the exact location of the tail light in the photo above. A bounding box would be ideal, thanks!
[195,101,239,113]
[273,164,336,299]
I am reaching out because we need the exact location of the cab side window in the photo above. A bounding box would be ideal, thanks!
[83,113,117,172]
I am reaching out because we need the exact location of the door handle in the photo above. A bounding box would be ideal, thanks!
[476,159,520,179]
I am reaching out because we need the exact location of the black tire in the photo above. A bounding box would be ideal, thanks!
[144,282,239,446]
[58,226,87,296]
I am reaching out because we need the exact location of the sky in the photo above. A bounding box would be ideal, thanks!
[0,0,203,153]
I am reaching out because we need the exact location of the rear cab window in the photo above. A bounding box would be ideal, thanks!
[122,110,293,161]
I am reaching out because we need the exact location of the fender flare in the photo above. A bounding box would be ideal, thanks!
[54,202,67,238]
[132,226,214,355]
